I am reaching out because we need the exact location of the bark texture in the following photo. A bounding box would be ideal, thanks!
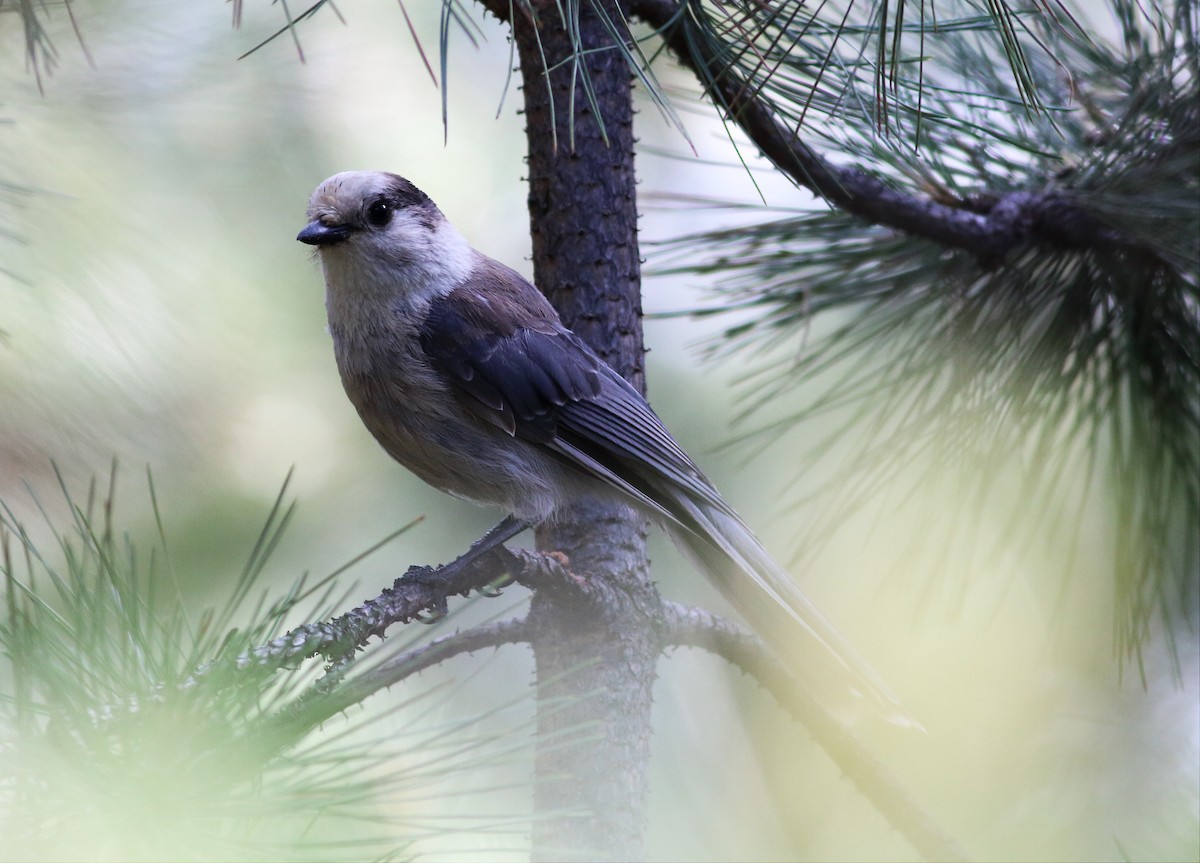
[509,2,662,860]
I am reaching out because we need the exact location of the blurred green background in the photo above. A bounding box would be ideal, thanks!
[0,2,1196,861]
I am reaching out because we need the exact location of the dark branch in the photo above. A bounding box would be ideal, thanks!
[222,561,509,672]
[85,534,579,727]
[629,0,1127,263]
[365,617,534,684]
[474,0,510,23]
[276,617,535,731]
[185,532,571,687]
[661,600,784,675]
[661,601,971,863]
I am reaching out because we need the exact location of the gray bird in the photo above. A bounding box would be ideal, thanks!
[298,170,910,724]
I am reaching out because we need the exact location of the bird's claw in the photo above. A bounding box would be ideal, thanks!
[477,567,517,597]
[400,565,451,621]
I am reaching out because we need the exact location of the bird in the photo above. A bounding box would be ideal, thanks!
[297,170,911,724]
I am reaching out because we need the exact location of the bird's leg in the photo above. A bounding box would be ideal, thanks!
[450,514,531,574]
[399,515,531,617]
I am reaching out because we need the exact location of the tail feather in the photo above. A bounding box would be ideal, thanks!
[669,496,917,727]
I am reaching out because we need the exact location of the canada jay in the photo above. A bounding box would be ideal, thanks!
[298,171,909,723]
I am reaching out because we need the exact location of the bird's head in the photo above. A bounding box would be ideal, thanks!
[298,171,474,305]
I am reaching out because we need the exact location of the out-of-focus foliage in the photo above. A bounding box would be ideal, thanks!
[0,0,87,91]
[0,473,536,861]
[658,0,1200,661]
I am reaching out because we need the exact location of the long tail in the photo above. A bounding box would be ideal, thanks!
[553,367,912,723]
[669,496,917,727]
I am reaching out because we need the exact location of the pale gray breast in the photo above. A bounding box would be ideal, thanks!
[331,320,573,518]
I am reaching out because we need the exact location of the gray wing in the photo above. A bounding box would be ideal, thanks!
[417,274,734,532]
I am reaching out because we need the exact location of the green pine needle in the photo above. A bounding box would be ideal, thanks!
[0,471,537,861]
[656,0,1199,663]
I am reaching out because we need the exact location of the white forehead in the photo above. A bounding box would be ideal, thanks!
[307,171,394,217]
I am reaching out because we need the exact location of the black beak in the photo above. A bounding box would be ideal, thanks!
[297,220,354,246]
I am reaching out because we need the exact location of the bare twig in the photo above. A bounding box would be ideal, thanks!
[276,617,535,731]
[661,601,970,862]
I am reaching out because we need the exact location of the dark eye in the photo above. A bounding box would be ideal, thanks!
[366,199,393,228]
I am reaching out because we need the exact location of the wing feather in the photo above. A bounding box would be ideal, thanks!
[419,274,729,526]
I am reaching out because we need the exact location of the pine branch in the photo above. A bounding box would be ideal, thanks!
[185,537,576,687]
[661,600,971,863]
[267,541,629,740]
[630,0,1139,263]
[0,485,539,861]
[275,617,535,732]
[652,0,1199,658]
[75,536,584,738]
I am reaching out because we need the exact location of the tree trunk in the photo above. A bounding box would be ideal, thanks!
[511,2,661,860]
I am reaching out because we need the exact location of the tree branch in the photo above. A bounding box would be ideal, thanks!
[629,0,1128,263]
[275,617,535,732]
[184,536,572,688]
[83,532,577,727]
[661,601,971,863]
[661,600,786,679]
